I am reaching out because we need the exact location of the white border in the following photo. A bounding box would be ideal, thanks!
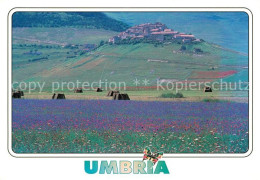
[7,7,253,158]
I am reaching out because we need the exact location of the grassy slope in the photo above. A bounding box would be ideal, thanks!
[12,43,248,86]
[12,27,248,93]
[12,27,118,45]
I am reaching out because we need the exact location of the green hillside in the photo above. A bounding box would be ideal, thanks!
[12,38,248,91]
[12,27,117,45]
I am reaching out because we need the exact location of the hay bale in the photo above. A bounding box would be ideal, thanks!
[96,88,102,92]
[113,93,130,100]
[107,90,119,96]
[74,88,83,93]
[12,92,21,98]
[121,94,130,100]
[12,90,24,98]
[52,93,66,99]
[17,91,24,96]
[57,94,66,99]
[204,86,212,92]
[113,93,120,100]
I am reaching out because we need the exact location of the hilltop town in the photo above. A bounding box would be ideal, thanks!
[109,22,201,44]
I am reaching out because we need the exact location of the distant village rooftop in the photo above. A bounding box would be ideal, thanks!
[108,22,200,44]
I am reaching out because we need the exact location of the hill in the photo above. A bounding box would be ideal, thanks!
[105,12,249,54]
[12,40,248,91]
[12,12,130,32]
[11,17,248,93]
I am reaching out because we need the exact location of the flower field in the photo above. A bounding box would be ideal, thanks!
[188,70,237,79]
[12,99,249,153]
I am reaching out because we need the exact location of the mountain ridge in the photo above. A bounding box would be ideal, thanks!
[12,12,130,32]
